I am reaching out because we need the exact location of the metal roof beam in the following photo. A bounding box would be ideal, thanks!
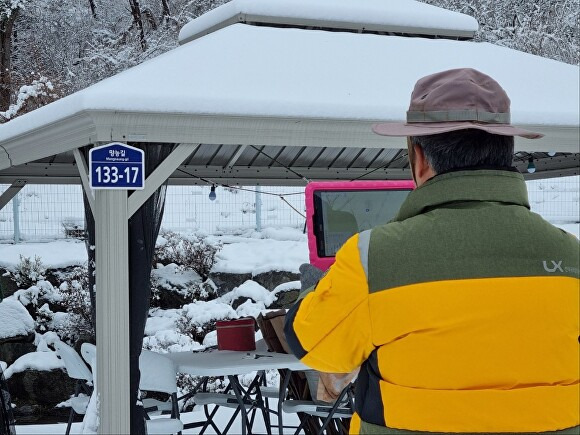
[224,144,247,168]
[127,143,199,217]
[2,154,578,185]
[0,179,27,212]
[73,148,95,215]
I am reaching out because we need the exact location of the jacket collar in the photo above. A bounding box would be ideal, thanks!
[395,169,530,222]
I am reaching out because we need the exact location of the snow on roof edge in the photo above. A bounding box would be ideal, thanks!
[179,0,478,45]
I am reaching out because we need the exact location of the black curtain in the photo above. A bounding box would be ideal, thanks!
[82,174,96,332]
[82,143,175,434]
[0,363,15,435]
[127,143,175,434]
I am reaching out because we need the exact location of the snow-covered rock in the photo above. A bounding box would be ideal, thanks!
[0,298,35,340]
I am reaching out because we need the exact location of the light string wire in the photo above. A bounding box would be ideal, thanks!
[176,167,306,217]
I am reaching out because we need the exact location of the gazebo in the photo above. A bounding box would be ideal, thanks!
[0,0,578,433]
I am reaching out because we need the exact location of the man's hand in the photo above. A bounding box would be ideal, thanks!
[299,263,325,292]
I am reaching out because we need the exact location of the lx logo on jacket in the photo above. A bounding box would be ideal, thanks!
[542,260,564,273]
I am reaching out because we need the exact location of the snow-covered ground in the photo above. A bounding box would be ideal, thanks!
[15,401,300,434]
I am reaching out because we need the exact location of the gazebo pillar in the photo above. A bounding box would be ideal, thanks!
[95,189,131,435]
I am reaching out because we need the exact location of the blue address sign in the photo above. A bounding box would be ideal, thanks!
[89,142,145,190]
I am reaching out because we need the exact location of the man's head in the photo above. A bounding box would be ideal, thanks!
[407,129,514,185]
[372,68,542,186]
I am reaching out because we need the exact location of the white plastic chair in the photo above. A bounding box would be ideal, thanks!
[139,350,183,435]
[54,341,93,435]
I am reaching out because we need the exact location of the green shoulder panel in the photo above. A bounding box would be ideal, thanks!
[367,202,579,293]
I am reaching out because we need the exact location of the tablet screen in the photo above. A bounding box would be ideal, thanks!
[313,189,410,257]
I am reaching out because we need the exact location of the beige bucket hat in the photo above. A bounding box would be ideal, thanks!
[372,68,543,139]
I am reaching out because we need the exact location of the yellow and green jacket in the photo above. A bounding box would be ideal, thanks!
[285,169,579,434]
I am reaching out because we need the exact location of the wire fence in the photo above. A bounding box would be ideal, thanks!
[526,176,580,223]
[0,176,578,242]
[0,185,307,242]
[161,185,306,235]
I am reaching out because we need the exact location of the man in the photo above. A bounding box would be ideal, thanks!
[285,68,579,434]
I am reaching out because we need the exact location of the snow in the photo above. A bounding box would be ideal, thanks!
[143,328,202,354]
[0,240,87,268]
[0,298,35,340]
[181,300,236,326]
[13,281,61,307]
[16,399,300,434]
[179,0,479,44]
[214,237,308,274]
[221,280,276,307]
[272,280,301,294]
[259,227,306,242]
[152,264,201,291]
[0,76,56,121]
[3,351,65,380]
[144,308,181,336]
[35,332,61,352]
[0,1,25,21]
[1,23,578,151]
[81,391,99,434]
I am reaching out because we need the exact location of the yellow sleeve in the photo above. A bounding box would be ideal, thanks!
[284,233,375,373]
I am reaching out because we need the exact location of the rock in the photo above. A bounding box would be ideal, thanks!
[0,268,18,299]
[12,404,75,425]
[0,339,36,366]
[154,288,191,310]
[253,271,300,291]
[209,272,252,296]
[7,368,78,424]
[232,296,252,310]
[0,331,35,345]
[270,289,300,309]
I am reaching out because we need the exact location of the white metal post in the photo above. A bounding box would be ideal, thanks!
[95,189,130,435]
[255,185,262,232]
[12,194,20,243]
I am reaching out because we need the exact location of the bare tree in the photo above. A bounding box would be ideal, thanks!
[2,0,576,122]
[88,0,97,19]
[161,0,171,21]
[0,1,24,111]
[421,0,579,65]
[129,0,147,50]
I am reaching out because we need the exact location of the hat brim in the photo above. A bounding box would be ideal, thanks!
[372,121,543,139]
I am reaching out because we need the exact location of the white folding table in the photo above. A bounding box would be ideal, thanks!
[167,350,307,376]
[166,350,308,435]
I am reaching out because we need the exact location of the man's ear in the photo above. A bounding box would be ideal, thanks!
[406,137,418,186]
[413,144,436,186]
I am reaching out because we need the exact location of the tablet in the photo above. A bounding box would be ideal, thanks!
[305,180,414,270]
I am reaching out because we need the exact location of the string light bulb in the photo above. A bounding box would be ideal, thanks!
[547,151,556,157]
[527,157,536,174]
[209,185,217,201]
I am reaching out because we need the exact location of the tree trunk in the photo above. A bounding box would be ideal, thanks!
[128,0,147,51]
[88,0,97,19]
[0,10,18,112]
[161,0,170,20]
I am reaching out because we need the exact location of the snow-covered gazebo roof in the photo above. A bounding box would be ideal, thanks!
[0,0,578,185]
[178,0,479,44]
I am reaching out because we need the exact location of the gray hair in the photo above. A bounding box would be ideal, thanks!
[409,129,514,174]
